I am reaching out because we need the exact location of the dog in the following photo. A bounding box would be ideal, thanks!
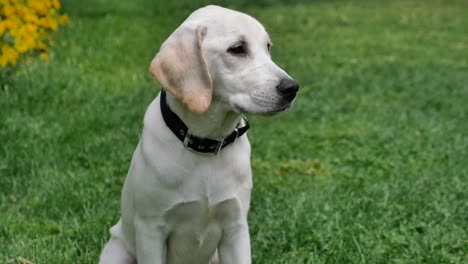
[99,5,299,264]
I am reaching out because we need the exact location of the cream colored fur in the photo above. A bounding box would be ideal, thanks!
[99,5,297,264]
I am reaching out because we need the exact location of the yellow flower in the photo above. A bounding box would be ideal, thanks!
[15,40,30,53]
[23,10,40,24]
[3,5,17,17]
[28,1,48,15]
[0,56,7,67]
[0,0,70,68]
[25,23,38,34]
[1,44,19,66]
[39,17,52,29]
[39,52,49,61]
[50,19,58,31]
[37,42,47,51]
[4,18,15,30]
[59,14,70,24]
[0,22,5,36]
[52,0,61,10]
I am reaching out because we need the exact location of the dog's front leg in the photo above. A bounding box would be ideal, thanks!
[134,215,167,264]
[218,224,251,264]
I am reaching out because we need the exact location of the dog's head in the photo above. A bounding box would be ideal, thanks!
[150,5,299,114]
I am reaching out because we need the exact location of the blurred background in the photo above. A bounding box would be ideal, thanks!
[1,0,467,263]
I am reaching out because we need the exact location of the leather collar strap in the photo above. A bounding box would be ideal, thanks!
[160,89,249,155]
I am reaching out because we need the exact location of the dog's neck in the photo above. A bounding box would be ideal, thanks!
[165,93,243,139]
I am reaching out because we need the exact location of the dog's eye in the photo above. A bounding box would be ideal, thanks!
[267,43,271,51]
[227,45,246,55]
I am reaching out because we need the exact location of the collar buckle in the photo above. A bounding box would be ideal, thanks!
[212,138,224,155]
[182,131,193,149]
[183,131,224,155]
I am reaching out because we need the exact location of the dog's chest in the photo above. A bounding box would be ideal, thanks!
[162,197,243,262]
[132,136,252,261]
[164,195,243,228]
[159,159,250,261]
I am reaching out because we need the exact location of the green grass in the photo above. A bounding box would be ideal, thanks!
[1,0,467,263]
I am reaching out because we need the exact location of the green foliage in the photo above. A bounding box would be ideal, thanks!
[1,0,467,263]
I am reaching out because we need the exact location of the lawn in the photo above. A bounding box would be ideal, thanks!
[1,0,467,263]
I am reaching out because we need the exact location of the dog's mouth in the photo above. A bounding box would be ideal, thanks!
[263,103,291,116]
[233,101,292,115]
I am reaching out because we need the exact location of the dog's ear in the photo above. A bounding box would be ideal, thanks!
[149,25,212,113]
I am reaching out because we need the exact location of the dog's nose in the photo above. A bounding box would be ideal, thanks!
[276,78,299,101]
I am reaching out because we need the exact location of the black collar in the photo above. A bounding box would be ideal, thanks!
[160,89,249,155]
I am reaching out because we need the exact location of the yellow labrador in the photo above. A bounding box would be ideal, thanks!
[99,5,298,264]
